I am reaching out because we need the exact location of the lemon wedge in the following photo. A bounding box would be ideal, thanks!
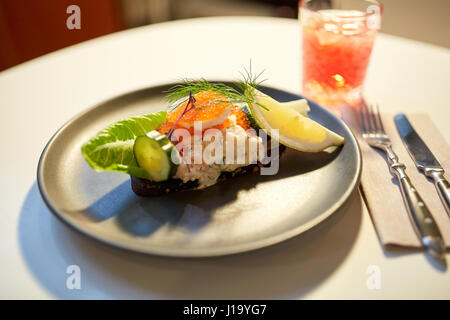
[281,99,310,116]
[247,88,344,152]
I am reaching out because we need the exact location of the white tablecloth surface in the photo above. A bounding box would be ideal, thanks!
[1,17,449,299]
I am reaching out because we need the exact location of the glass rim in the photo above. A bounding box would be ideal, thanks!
[300,0,383,20]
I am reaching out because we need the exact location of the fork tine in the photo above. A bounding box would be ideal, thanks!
[359,104,367,134]
[375,104,386,134]
[368,103,379,134]
[361,101,372,134]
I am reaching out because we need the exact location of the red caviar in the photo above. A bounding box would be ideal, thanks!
[166,90,230,126]
[157,91,251,136]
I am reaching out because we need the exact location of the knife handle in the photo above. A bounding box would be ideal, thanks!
[386,148,443,244]
[426,169,450,215]
[391,165,441,238]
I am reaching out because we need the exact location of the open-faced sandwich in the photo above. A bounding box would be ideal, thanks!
[81,74,344,197]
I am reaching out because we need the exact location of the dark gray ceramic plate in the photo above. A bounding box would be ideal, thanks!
[37,84,361,257]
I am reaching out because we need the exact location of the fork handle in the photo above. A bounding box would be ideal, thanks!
[387,150,443,243]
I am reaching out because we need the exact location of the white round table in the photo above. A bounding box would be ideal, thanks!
[1,17,449,299]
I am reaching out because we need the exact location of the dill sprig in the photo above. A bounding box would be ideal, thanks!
[165,79,248,106]
[236,63,266,93]
[236,63,268,110]
[164,65,269,110]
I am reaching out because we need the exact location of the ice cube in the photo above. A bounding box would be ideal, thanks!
[316,29,342,45]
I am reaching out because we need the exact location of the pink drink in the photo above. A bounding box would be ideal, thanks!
[300,2,381,108]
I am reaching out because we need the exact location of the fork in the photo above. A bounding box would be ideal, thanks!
[360,102,445,263]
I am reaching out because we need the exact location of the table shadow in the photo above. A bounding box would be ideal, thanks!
[18,182,362,299]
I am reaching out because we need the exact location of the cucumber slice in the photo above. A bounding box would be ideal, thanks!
[133,131,179,182]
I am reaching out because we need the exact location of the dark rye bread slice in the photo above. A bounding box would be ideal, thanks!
[131,144,286,197]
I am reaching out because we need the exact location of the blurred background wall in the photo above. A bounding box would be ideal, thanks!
[1,0,449,71]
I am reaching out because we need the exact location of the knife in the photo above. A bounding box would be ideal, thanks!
[395,114,450,215]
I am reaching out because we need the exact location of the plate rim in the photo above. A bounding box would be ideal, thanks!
[37,83,362,257]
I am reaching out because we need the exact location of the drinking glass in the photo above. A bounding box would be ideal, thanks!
[299,0,382,109]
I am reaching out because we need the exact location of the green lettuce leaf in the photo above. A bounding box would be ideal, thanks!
[81,111,167,179]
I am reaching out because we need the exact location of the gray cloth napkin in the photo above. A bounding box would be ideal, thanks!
[341,106,450,249]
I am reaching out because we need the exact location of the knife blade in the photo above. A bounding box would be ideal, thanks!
[395,113,450,215]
